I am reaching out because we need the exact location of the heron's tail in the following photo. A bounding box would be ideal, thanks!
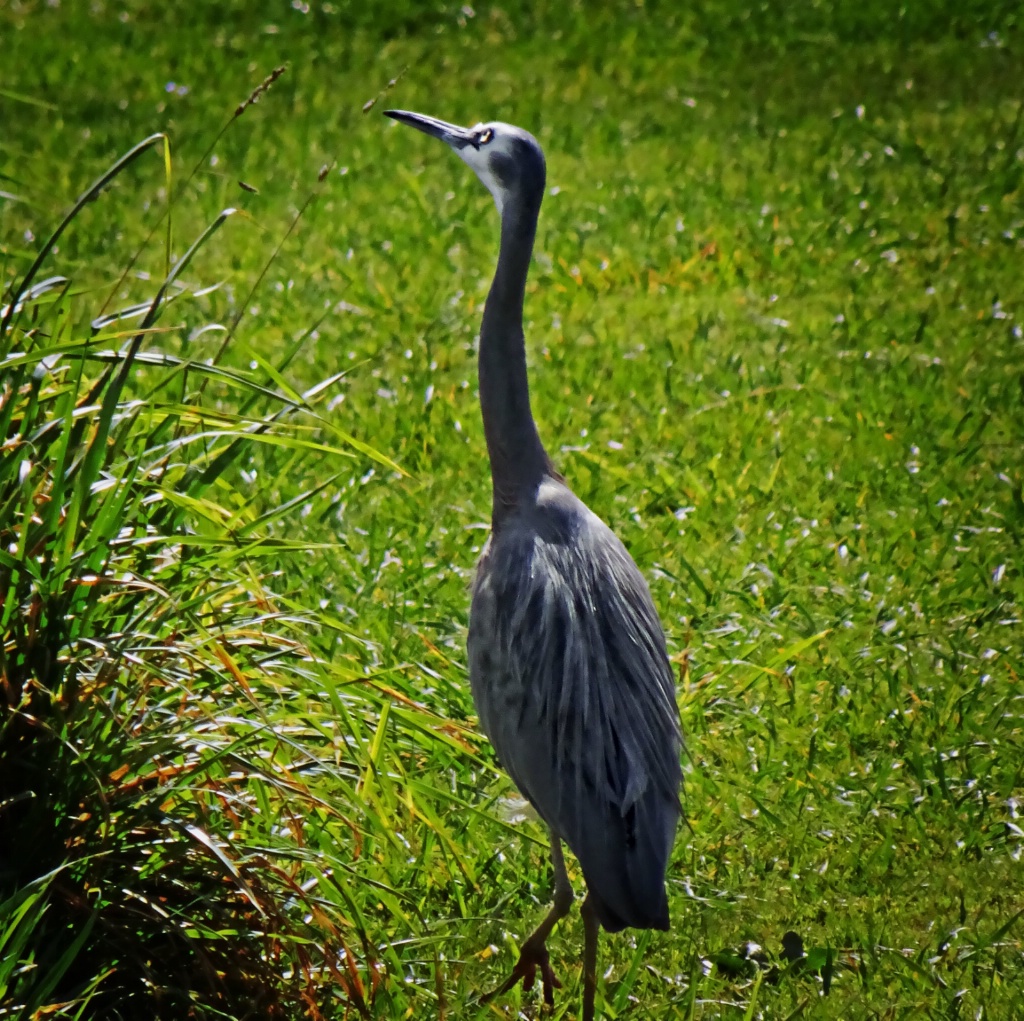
[571,788,678,933]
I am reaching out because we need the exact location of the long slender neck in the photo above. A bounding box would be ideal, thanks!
[478,194,556,526]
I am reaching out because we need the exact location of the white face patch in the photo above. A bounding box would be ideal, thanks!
[455,123,518,215]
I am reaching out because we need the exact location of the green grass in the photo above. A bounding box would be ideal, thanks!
[2,1,1023,1018]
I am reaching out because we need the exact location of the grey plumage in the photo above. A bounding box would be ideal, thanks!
[469,478,680,932]
[385,108,682,1018]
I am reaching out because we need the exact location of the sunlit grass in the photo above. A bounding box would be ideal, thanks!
[2,1,1022,1018]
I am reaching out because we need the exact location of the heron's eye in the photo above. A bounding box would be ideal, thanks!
[478,128,494,146]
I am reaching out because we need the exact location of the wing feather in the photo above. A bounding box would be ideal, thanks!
[468,484,682,931]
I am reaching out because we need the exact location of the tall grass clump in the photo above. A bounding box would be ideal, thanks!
[0,128,388,1019]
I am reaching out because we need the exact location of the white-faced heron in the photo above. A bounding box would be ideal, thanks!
[385,109,683,1020]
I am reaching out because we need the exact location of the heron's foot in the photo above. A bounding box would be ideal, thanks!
[481,933,563,1007]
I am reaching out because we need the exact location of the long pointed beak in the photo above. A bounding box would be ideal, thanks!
[384,109,476,150]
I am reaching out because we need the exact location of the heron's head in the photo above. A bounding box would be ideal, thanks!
[385,109,546,217]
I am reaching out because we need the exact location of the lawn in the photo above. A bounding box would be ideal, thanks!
[1,1,1022,1018]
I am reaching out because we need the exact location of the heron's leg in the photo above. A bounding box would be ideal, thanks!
[482,830,574,1007]
[581,893,600,1021]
